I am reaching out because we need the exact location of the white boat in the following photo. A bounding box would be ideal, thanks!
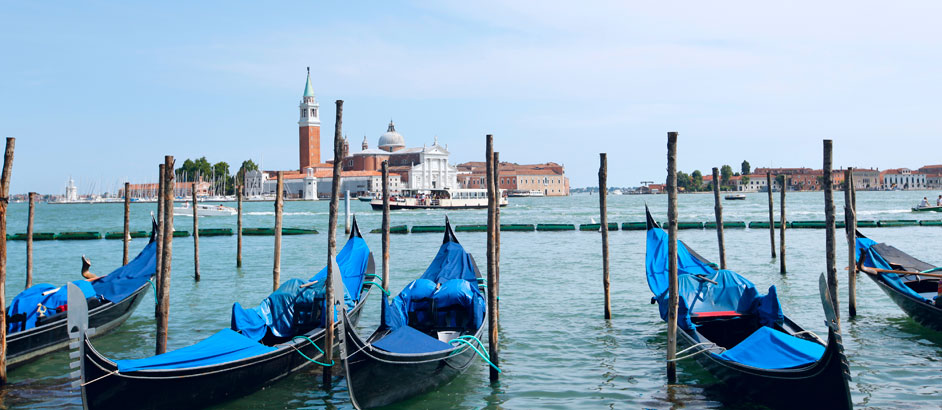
[507,190,545,197]
[724,194,747,200]
[370,188,508,210]
[173,203,237,217]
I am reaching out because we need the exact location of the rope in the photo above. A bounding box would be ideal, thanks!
[449,338,501,373]
[147,280,158,305]
[81,369,119,386]
[362,281,389,296]
[668,343,726,362]
[290,335,334,366]
[343,331,478,366]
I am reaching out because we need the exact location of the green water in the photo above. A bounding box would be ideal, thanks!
[2,191,941,409]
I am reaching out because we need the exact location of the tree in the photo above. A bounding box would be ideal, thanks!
[676,171,691,191]
[211,161,231,194]
[691,170,703,191]
[176,156,212,181]
[720,165,733,186]
[741,160,751,176]
[741,175,750,187]
[236,159,259,186]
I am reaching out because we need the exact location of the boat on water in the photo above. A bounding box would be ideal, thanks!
[173,202,237,216]
[358,196,374,202]
[644,208,852,409]
[69,219,376,410]
[5,220,157,368]
[855,231,942,331]
[724,194,747,200]
[344,219,491,409]
[911,205,942,212]
[507,190,545,197]
[370,188,507,210]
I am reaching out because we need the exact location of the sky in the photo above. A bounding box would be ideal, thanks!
[4,1,942,194]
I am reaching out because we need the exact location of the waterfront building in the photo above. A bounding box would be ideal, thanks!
[342,122,460,191]
[65,177,78,202]
[918,165,942,188]
[881,168,926,190]
[456,162,570,196]
[298,67,321,170]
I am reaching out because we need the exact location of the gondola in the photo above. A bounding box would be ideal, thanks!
[4,219,158,368]
[343,219,490,409]
[644,207,852,409]
[854,231,942,331]
[68,218,376,410]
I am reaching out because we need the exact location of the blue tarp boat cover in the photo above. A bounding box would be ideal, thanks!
[378,240,485,353]
[371,325,453,354]
[856,237,931,302]
[114,329,275,372]
[717,326,825,369]
[7,242,156,333]
[645,227,782,332]
[231,235,369,341]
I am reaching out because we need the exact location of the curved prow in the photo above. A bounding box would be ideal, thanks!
[818,273,839,332]
[149,215,159,243]
[66,282,90,390]
[443,216,459,244]
[645,205,660,230]
[350,215,362,239]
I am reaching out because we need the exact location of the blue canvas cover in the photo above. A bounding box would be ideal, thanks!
[856,237,930,302]
[114,329,275,372]
[309,235,371,301]
[7,281,96,333]
[717,326,825,369]
[371,325,453,354]
[91,241,158,302]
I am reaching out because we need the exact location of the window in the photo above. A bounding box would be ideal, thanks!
[301,110,307,117]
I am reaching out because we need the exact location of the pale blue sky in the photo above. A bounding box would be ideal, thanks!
[4,1,942,194]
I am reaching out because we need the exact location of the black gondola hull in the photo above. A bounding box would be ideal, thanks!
[80,302,367,410]
[866,274,942,332]
[679,324,852,409]
[5,281,150,368]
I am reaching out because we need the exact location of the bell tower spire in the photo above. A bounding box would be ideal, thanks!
[298,67,321,170]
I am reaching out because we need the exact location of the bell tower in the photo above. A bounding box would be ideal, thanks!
[298,67,320,170]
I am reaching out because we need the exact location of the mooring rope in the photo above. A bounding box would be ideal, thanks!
[667,343,726,362]
[81,369,119,386]
[147,280,158,305]
[448,338,501,373]
[361,281,389,296]
[290,335,334,367]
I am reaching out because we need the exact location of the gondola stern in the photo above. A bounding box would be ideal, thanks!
[645,205,660,230]
[350,215,363,239]
[443,216,459,244]
[149,216,158,243]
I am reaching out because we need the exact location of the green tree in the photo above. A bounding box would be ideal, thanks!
[176,156,213,181]
[720,165,733,186]
[741,160,751,176]
[741,175,750,186]
[236,159,259,186]
[676,171,691,191]
[691,170,703,191]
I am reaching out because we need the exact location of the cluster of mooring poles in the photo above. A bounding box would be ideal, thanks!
[658,134,848,382]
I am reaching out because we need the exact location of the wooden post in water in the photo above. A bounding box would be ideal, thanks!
[155,164,165,318]
[381,161,390,325]
[323,100,344,388]
[711,167,727,269]
[823,140,839,325]
[123,182,130,265]
[273,172,284,292]
[493,151,500,305]
[192,182,200,281]
[599,153,611,320]
[345,190,351,235]
[156,156,174,355]
[236,184,243,268]
[0,137,16,385]
[666,132,679,384]
[780,175,787,274]
[767,171,776,258]
[485,134,500,382]
[845,168,857,318]
[26,192,36,289]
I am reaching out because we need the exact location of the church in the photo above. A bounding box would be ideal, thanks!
[245,69,459,199]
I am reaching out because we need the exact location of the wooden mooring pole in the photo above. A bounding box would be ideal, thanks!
[493,151,500,305]
[381,161,390,325]
[273,171,284,292]
[236,184,243,268]
[711,167,726,269]
[485,134,500,382]
[323,100,344,388]
[599,153,611,319]
[0,137,16,385]
[345,190,351,235]
[666,132,679,384]
[156,155,174,355]
[192,182,200,281]
[123,182,130,265]
[846,168,857,318]
[766,171,776,258]
[26,192,36,289]
[155,164,165,318]
[780,175,787,274]
[823,140,839,325]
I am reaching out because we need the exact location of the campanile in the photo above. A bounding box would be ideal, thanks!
[298,67,320,170]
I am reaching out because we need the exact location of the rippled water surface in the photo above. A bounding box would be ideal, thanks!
[2,191,941,409]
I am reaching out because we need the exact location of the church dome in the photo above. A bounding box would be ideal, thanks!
[378,120,406,150]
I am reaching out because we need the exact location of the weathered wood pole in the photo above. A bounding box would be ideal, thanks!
[323,100,344,388]
[780,175,787,274]
[156,155,174,355]
[599,153,611,319]
[766,171,776,258]
[236,184,243,268]
[273,171,284,292]
[823,140,839,325]
[845,168,857,318]
[123,182,130,265]
[381,161,390,325]
[493,151,500,305]
[192,182,200,281]
[485,134,500,382]
[666,132,679,384]
[155,164,165,318]
[26,192,36,289]
[345,190,351,235]
[0,137,16,384]
[711,167,727,269]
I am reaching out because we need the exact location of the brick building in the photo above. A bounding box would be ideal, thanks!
[456,162,570,196]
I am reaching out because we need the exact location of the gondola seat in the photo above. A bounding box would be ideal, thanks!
[371,325,454,354]
[717,326,825,369]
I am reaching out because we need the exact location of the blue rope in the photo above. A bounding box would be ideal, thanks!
[448,337,501,373]
[921,267,942,273]
[147,280,158,305]
[362,281,389,296]
[291,335,334,367]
